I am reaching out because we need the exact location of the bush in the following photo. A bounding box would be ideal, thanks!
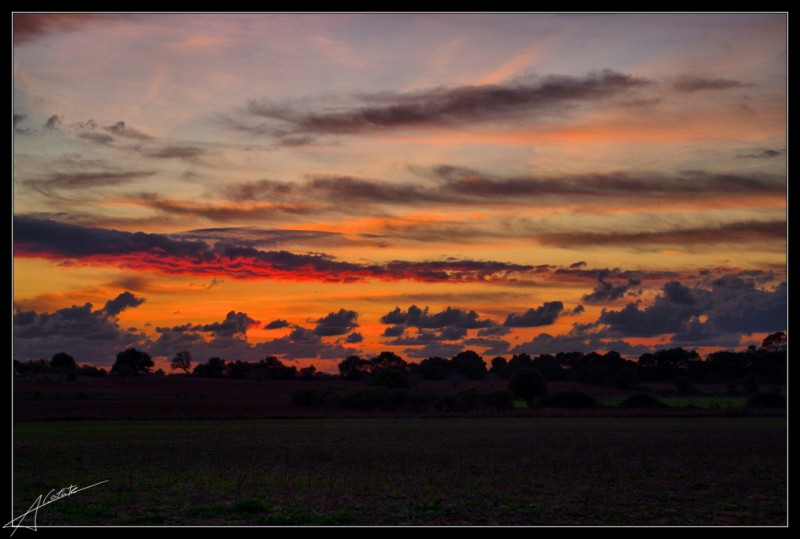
[551,390,598,408]
[745,392,786,409]
[291,388,345,408]
[341,388,430,411]
[619,394,669,408]
[368,368,412,390]
[508,368,547,405]
[481,390,514,410]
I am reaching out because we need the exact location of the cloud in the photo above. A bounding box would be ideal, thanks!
[13,13,110,44]
[14,217,537,284]
[736,148,786,159]
[78,132,114,145]
[104,121,153,140]
[382,326,405,337]
[673,76,748,93]
[13,298,147,363]
[241,69,649,136]
[314,309,359,336]
[582,270,642,304]
[402,343,466,359]
[25,170,157,196]
[380,305,495,329]
[510,332,653,357]
[595,277,785,340]
[257,326,359,360]
[237,167,784,213]
[345,332,364,344]
[44,115,63,130]
[539,220,787,249]
[197,311,258,337]
[264,319,289,329]
[503,301,564,327]
[103,291,145,316]
[143,145,207,161]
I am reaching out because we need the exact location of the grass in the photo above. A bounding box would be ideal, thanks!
[12,418,786,526]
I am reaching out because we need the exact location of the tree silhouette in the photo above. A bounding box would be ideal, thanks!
[370,351,408,373]
[171,351,192,374]
[50,352,77,372]
[761,331,786,352]
[111,348,153,377]
[508,367,547,406]
[450,350,487,380]
[338,355,371,380]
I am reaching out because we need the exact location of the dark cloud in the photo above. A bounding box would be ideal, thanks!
[13,13,110,44]
[220,179,296,202]
[382,326,405,337]
[26,170,157,196]
[104,121,152,140]
[243,69,649,136]
[13,300,147,363]
[582,270,642,304]
[143,146,206,161]
[736,148,786,159]
[44,115,63,130]
[257,326,359,361]
[598,293,704,338]
[314,309,359,336]
[569,305,585,315]
[78,132,114,145]
[569,261,587,269]
[14,113,32,134]
[250,167,784,213]
[103,291,145,316]
[594,274,786,341]
[462,338,510,357]
[345,332,364,344]
[503,301,564,327]
[510,331,653,357]
[198,311,258,337]
[179,226,348,249]
[264,319,290,329]
[705,278,786,334]
[402,343,465,359]
[380,305,495,329]
[540,220,786,249]
[673,76,748,93]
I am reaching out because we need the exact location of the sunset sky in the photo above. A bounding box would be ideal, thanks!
[12,13,787,371]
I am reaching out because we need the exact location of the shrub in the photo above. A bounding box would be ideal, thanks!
[291,388,344,408]
[745,392,786,409]
[619,394,669,408]
[508,368,547,405]
[368,368,412,390]
[551,390,598,408]
[481,390,514,410]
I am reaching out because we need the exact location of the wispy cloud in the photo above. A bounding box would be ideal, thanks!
[234,69,649,138]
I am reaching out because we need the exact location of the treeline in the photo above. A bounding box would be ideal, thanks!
[13,332,786,389]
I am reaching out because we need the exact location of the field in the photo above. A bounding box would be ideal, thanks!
[12,376,775,420]
[12,417,786,526]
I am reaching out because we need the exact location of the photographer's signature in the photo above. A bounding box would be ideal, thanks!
[3,480,108,535]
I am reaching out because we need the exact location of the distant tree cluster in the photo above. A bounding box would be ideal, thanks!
[14,352,107,379]
[336,332,786,390]
[14,332,785,392]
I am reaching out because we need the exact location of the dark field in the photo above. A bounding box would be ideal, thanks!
[12,376,770,420]
[12,417,786,526]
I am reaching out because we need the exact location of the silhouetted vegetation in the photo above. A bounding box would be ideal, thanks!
[171,351,192,374]
[549,390,599,408]
[508,367,548,405]
[111,348,153,377]
[745,392,786,409]
[619,394,669,408]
